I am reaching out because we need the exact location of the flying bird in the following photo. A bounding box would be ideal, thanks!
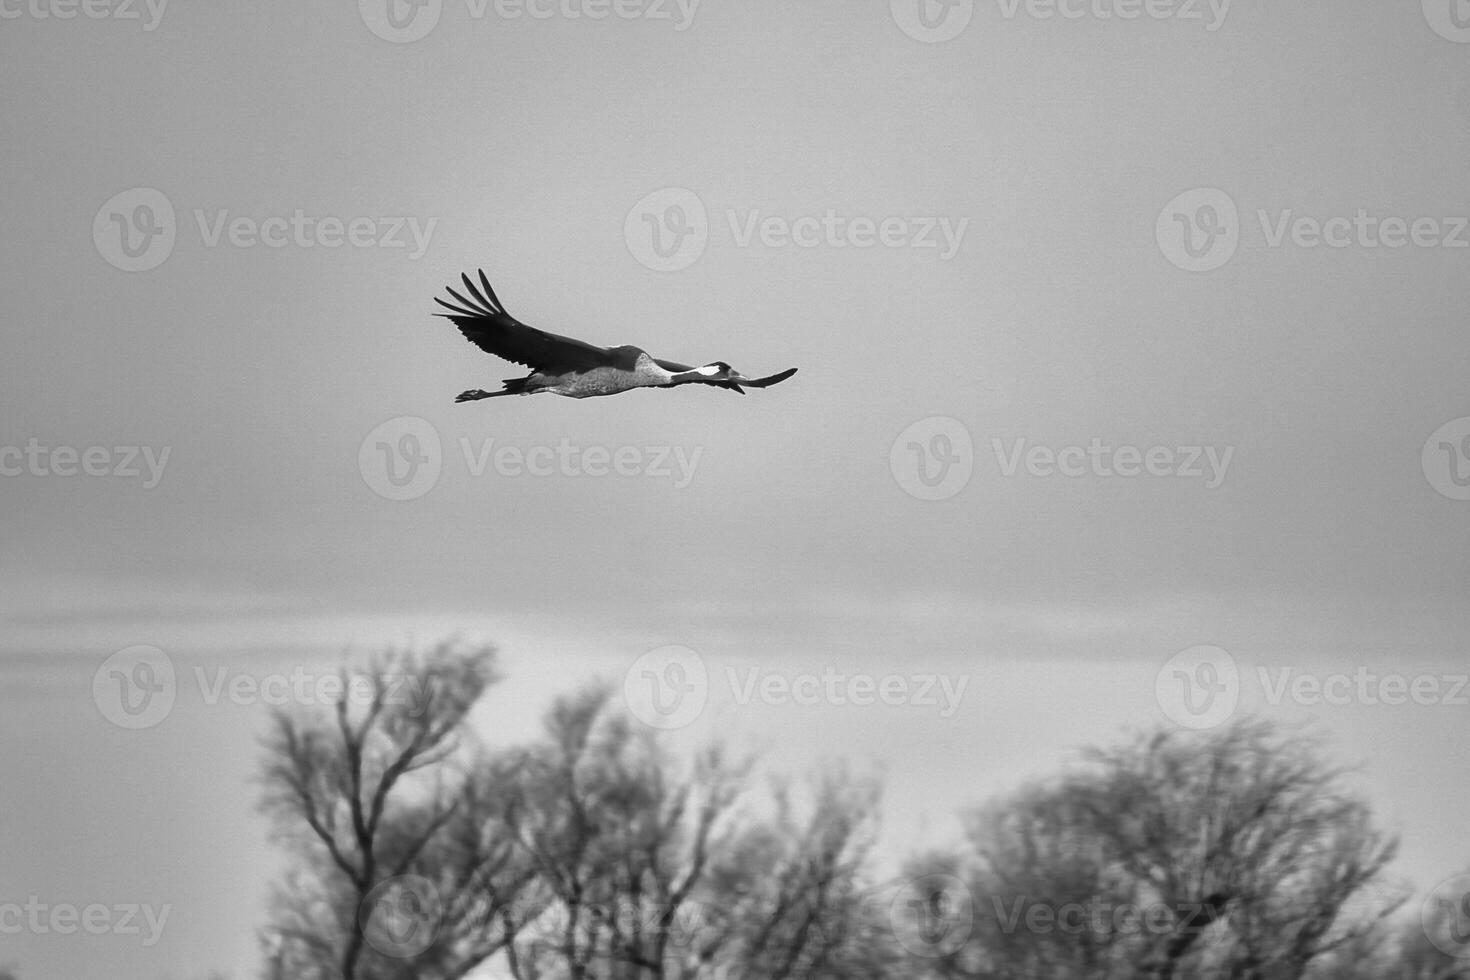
[434,270,798,401]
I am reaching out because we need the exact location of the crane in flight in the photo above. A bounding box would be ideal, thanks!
[435,270,798,402]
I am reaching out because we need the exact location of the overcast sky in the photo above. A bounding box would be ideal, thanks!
[3,1,1469,977]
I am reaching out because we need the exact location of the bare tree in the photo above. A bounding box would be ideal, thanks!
[498,684,895,980]
[929,781,1150,979]
[496,683,751,980]
[257,642,539,980]
[925,717,1401,980]
[1376,876,1470,980]
[697,766,893,980]
[253,651,1455,980]
[1075,720,1400,980]
[257,652,902,980]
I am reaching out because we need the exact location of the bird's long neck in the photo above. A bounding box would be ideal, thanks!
[634,353,683,384]
[668,364,721,384]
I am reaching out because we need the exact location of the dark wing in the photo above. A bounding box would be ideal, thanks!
[434,270,611,373]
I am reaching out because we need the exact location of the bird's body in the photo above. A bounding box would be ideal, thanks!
[498,348,679,399]
[435,270,797,402]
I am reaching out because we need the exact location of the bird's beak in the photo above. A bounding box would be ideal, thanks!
[735,368,799,388]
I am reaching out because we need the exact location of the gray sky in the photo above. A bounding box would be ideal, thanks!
[3,1,1469,977]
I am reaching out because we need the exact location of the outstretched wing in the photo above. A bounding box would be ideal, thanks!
[434,270,611,373]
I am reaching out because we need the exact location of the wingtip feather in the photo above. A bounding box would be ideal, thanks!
[477,269,504,311]
[461,272,491,311]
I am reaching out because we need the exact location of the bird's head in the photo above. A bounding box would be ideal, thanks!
[666,362,798,391]
[690,361,746,382]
